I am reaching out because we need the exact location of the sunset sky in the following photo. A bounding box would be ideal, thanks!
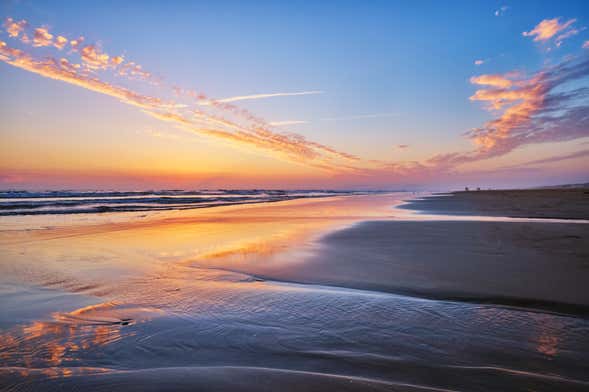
[1,0,588,190]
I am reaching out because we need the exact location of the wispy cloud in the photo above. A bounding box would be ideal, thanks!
[523,18,580,47]
[507,149,589,168]
[474,59,485,66]
[1,15,587,186]
[396,144,409,149]
[430,55,589,168]
[494,6,509,17]
[202,91,323,105]
[321,112,398,121]
[269,120,308,126]
[0,18,358,173]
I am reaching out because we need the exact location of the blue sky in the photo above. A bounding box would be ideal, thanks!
[1,0,588,189]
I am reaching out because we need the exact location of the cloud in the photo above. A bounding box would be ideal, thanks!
[269,120,308,126]
[69,36,84,51]
[554,27,583,47]
[321,112,398,121]
[1,19,155,81]
[3,18,27,38]
[54,35,68,50]
[583,40,589,49]
[494,6,509,17]
[397,144,409,149]
[509,149,589,167]
[470,73,515,89]
[117,61,152,81]
[523,18,576,43]
[474,59,484,66]
[432,55,589,168]
[0,17,359,173]
[32,27,53,47]
[0,41,169,110]
[80,44,110,70]
[1,16,587,186]
[202,90,323,105]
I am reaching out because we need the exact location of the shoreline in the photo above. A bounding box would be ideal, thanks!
[400,188,589,220]
[1,190,589,391]
[225,189,589,316]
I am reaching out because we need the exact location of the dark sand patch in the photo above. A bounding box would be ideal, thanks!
[401,188,589,220]
[253,220,589,314]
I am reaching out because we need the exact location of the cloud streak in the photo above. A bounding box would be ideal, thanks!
[203,90,323,105]
[321,112,398,121]
[1,15,588,187]
[269,120,308,126]
[0,19,361,173]
[507,149,589,168]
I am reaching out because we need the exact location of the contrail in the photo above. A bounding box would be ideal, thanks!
[208,90,324,104]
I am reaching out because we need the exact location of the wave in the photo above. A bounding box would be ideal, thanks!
[0,190,366,216]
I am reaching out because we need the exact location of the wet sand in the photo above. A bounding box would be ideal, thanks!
[1,192,589,391]
[262,220,589,314]
[401,188,589,219]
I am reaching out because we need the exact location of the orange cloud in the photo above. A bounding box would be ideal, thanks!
[80,44,110,69]
[54,35,68,50]
[69,36,84,51]
[2,16,587,186]
[3,17,27,38]
[32,27,53,47]
[110,55,124,66]
[0,37,358,171]
[0,41,168,110]
[523,18,576,42]
[469,74,514,88]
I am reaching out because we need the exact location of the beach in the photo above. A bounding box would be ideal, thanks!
[1,190,588,391]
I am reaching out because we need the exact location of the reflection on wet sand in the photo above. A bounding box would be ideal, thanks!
[0,302,162,371]
[1,193,589,391]
[0,195,398,294]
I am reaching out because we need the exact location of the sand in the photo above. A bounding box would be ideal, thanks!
[262,220,589,314]
[249,189,589,315]
[1,191,589,391]
[401,188,589,219]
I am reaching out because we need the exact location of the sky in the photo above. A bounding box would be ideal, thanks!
[0,0,588,190]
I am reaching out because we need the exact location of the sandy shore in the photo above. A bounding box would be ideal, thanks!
[262,220,589,314]
[2,191,589,391]
[243,189,589,315]
[401,188,589,219]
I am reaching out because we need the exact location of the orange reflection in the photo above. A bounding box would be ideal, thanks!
[534,314,565,357]
[0,194,400,293]
[0,194,401,374]
[0,302,161,370]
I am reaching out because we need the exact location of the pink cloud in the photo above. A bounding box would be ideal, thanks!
[523,18,577,45]
[3,18,27,38]
[54,35,68,50]
[32,27,53,47]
